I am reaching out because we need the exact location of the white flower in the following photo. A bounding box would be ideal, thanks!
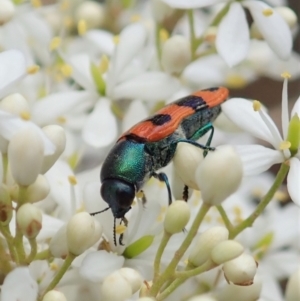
[222,75,300,205]
[162,0,293,66]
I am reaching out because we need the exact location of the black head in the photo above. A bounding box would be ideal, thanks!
[100,179,135,219]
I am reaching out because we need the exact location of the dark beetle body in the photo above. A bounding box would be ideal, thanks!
[100,87,229,222]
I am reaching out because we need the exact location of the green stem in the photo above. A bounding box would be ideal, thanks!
[0,238,13,274]
[217,205,233,231]
[155,23,163,68]
[157,260,216,300]
[149,203,211,297]
[27,238,37,263]
[34,249,51,261]
[153,231,171,282]
[14,230,26,264]
[40,253,76,299]
[17,185,28,206]
[187,9,196,59]
[0,224,18,263]
[229,162,290,239]
[1,153,8,184]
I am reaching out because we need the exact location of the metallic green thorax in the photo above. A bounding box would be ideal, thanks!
[101,140,147,189]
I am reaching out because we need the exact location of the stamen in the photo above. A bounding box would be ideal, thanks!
[253,100,262,111]
[279,140,291,150]
[50,37,61,51]
[77,19,87,36]
[68,175,77,185]
[27,65,40,74]
[262,8,273,16]
[159,28,169,42]
[281,72,291,79]
[116,224,127,234]
[20,111,31,120]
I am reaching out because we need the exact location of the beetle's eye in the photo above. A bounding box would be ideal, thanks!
[116,184,135,208]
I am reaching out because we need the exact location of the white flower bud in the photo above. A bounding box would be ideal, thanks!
[189,226,228,267]
[8,128,44,186]
[275,7,298,30]
[119,268,143,294]
[211,240,244,265]
[0,93,30,116]
[101,270,133,301]
[151,0,173,22]
[195,145,243,206]
[0,0,15,25]
[162,35,191,74]
[164,200,190,234]
[188,295,217,301]
[41,125,66,174]
[223,253,257,286]
[216,276,262,301]
[67,212,102,256]
[173,142,204,190]
[42,290,67,301]
[16,203,42,239]
[285,267,300,301]
[26,175,50,203]
[138,298,156,301]
[75,1,105,29]
[49,225,68,258]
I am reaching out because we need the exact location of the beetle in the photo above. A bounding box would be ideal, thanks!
[91,87,229,245]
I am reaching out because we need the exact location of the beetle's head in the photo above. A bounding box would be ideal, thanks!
[100,179,135,219]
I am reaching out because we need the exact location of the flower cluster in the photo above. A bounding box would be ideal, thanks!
[0,0,299,301]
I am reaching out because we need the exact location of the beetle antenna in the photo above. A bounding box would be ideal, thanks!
[90,207,110,216]
[113,218,117,246]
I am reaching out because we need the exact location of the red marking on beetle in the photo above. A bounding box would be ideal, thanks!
[120,87,229,142]
[192,87,229,108]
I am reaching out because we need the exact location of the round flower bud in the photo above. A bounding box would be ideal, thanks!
[67,212,102,256]
[138,298,156,301]
[41,125,66,174]
[223,253,257,286]
[75,1,105,29]
[8,127,44,186]
[139,280,152,297]
[216,276,262,301]
[0,93,30,116]
[151,0,173,22]
[189,226,228,267]
[275,7,298,30]
[42,290,67,301]
[0,0,15,25]
[16,203,42,239]
[26,175,50,203]
[195,145,243,206]
[0,184,12,226]
[49,225,68,259]
[188,295,217,301]
[101,270,133,301]
[285,267,300,301]
[164,200,190,234]
[119,268,143,294]
[162,35,191,74]
[211,240,244,265]
[173,142,204,190]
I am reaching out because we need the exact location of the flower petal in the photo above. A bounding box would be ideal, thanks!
[161,0,229,9]
[80,251,124,282]
[222,98,282,148]
[0,50,27,98]
[122,100,148,132]
[112,72,180,102]
[2,267,38,301]
[85,29,115,56]
[107,23,147,94]
[291,95,300,117]
[32,91,97,126]
[234,145,283,176]
[216,2,250,67]
[82,98,117,148]
[243,0,292,60]
[68,53,96,91]
[287,158,300,206]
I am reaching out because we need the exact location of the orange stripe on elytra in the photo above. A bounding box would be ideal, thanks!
[121,104,194,142]
[192,87,229,108]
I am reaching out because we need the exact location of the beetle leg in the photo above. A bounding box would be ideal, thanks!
[151,172,172,206]
[183,185,189,202]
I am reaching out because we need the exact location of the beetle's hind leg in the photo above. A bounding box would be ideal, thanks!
[183,185,189,202]
[151,172,172,206]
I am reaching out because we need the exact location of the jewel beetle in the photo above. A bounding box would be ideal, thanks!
[91,87,229,245]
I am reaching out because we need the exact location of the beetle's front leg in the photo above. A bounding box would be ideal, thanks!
[151,172,172,206]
